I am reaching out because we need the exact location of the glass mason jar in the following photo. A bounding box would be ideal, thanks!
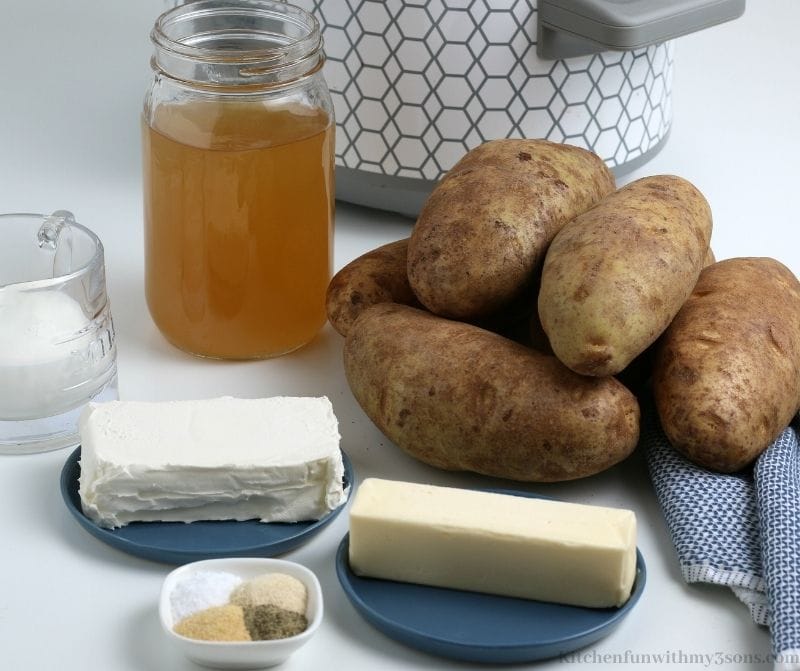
[143,0,334,359]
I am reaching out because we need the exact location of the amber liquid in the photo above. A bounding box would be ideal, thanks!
[143,101,334,359]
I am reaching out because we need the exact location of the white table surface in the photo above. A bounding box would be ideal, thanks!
[1,2,798,669]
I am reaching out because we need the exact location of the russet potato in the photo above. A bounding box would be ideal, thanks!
[538,175,713,377]
[325,238,420,337]
[407,139,615,320]
[653,257,800,472]
[344,303,640,482]
[329,137,800,484]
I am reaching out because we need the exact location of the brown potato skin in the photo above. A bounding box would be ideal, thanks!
[407,139,615,320]
[616,247,716,395]
[325,238,421,337]
[344,303,640,482]
[538,175,713,377]
[653,257,800,472]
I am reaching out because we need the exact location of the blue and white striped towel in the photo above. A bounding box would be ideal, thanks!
[644,408,800,670]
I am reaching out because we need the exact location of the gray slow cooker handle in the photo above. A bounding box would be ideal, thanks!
[538,0,746,58]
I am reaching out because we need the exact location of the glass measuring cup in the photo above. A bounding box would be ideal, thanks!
[0,211,118,454]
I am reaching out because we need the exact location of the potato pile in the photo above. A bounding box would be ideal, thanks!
[327,139,800,480]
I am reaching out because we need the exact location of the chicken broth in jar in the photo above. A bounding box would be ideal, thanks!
[143,1,334,359]
[143,101,333,358]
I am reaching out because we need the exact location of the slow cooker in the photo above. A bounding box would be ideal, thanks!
[289,0,745,216]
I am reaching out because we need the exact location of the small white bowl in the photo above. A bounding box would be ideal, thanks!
[159,557,323,669]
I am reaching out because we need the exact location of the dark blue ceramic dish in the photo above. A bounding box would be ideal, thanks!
[335,490,646,664]
[60,446,353,564]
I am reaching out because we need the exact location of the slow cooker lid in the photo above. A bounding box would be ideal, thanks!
[539,0,746,58]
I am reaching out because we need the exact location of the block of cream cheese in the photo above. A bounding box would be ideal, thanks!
[78,396,347,529]
[348,478,637,608]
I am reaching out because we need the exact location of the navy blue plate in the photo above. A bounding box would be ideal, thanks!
[60,446,353,565]
[335,496,646,664]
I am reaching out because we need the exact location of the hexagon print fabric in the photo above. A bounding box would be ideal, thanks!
[292,0,675,180]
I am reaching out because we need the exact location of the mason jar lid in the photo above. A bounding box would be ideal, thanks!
[151,0,324,88]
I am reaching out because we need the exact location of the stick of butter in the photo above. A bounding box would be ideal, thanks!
[348,478,637,608]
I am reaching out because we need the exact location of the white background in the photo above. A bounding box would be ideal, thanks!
[1,1,798,669]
